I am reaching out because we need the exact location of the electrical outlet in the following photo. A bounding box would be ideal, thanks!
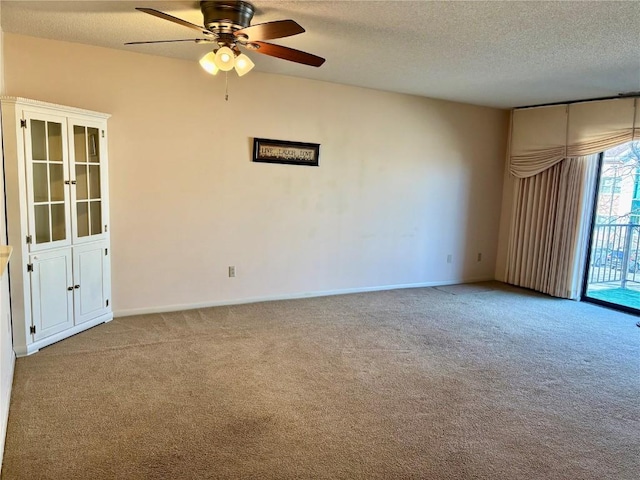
[447,254,453,264]
[477,253,482,262]
[228,266,236,278]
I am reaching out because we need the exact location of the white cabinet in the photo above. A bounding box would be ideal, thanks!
[1,97,112,356]
[30,249,74,341]
[73,242,111,325]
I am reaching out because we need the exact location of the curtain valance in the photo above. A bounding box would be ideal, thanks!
[509,98,638,178]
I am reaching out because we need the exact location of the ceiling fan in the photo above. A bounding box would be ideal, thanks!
[126,0,325,77]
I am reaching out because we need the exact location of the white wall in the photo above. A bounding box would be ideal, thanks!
[3,33,509,316]
[0,1,17,468]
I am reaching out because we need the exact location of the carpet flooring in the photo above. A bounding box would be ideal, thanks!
[2,282,639,479]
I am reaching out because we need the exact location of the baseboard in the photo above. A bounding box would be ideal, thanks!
[114,277,494,318]
[0,348,15,470]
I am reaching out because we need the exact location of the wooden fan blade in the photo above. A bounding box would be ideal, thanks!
[125,39,215,45]
[235,20,304,41]
[251,41,325,67]
[136,8,214,36]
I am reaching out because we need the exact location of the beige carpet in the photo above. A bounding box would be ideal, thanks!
[433,283,494,295]
[2,282,639,479]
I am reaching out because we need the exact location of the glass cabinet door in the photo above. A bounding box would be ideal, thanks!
[24,112,71,251]
[70,121,108,243]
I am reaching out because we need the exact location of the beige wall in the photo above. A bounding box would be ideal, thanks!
[0,3,16,466]
[3,33,509,315]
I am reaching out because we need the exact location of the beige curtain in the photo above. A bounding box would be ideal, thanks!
[566,99,639,157]
[504,97,638,299]
[506,155,599,299]
[510,98,638,178]
[509,105,568,177]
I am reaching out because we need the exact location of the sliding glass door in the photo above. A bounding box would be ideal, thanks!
[583,141,640,312]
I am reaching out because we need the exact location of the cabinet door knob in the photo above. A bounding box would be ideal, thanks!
[67,286,73,291]
[64,180,71,185]
[71,180,77,185]
[74,285,80,289]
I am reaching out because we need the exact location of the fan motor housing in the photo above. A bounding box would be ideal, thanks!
[200,0,255,33]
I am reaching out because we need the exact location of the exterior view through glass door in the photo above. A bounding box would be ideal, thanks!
[584,140,640,312]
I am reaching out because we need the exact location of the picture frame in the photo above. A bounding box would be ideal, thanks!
[253,138,320,167]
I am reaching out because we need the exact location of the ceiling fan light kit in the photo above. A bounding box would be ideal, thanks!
[198,49,254,77]
[128,0,325,79]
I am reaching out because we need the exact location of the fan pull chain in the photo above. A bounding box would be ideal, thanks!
[225,72,229,101]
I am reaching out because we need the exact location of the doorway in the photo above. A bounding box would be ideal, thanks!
[583,141,640,313]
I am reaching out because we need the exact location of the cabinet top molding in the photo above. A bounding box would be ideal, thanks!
[0,96,111,119]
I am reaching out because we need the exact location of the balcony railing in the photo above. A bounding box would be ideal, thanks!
[587,223,640,287]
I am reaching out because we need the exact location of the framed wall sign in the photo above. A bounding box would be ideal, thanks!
[253,138,320,167]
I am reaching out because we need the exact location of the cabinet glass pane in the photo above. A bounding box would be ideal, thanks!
[49,164,65,202]
[76,165,88,200]
[51,203,66,241]
[74,126,87,163]
[90,201,102,235]
[76,203,89,237]
[88,127,100,163]
[34,205,51,244]
[89,165,101,199]
[47,122,63,162]
[30,120,47,161]
[33,163,49,203]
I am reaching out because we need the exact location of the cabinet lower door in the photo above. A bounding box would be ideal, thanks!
[30,249,74,341]
[73,242,110,324]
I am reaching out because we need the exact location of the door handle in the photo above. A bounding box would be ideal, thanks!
[74,285,80,289]
[67,286,73,291]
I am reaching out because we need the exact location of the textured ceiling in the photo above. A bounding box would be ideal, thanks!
[1,0,639,109]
